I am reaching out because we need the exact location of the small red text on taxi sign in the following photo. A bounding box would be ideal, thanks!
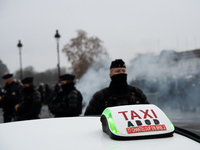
[126,124,167,134]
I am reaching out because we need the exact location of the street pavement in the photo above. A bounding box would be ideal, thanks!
[0,105,53,123]
[163,107,200,135]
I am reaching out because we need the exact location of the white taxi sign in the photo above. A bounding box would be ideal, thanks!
[100,104,174,140]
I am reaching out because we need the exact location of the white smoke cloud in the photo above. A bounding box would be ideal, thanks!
[75,55,111,110]
[76,50,200,115]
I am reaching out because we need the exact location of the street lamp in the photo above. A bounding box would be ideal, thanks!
[17,40,23,80]
[54,30,61,80]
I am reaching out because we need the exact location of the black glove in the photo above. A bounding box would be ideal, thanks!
[0,96,5,107]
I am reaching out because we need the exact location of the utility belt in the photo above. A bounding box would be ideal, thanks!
[105,92,142,107]
[102,86,142,107]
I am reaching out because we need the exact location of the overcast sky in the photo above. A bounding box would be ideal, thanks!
[1,0,200,73]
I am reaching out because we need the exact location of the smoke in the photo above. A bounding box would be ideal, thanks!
[76,50,200,115]
[75,54,111,110]
[127,50,200,113]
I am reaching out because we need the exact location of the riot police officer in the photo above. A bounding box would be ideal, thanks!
[49,74,83,117]
[15,77,41,121]
[0,74,21,122]
[84,59,149,116]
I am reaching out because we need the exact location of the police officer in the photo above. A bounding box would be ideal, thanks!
[49,74,83,117]
[0,74,21,122]
[84,59,149,116]
[15,77,41,121]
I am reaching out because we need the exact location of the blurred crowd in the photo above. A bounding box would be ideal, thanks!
[0,73,84,123]
[0,82,61,105]
[37,83,60,105]
[1,72,200,123]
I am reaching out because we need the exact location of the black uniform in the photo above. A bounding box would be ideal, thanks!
[16,87,41,121]
[0,81,20,122]
[85,59,149,116]
[49,82,82,117]
[84,85,149,116]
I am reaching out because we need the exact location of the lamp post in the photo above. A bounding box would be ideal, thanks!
[54,30,61,80]
[17,40,23,80]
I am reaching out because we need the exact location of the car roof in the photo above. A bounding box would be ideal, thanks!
[0,117,199,150]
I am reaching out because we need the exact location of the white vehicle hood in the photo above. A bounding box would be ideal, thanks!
[0,117,199,150]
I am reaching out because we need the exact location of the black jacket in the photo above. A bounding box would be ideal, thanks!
[0,82,21,113]
[49,86,83,117]
[84,85,149,116]
[16,90,41,121]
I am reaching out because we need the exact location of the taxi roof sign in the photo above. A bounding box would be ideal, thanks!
[100,104,174,140]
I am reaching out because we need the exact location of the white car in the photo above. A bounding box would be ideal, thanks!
[0,104,199,150]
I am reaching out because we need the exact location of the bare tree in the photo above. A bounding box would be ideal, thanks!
[15,66,36,80]
[62,30,107,79]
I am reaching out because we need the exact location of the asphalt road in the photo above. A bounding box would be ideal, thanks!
[0,105,200,136]
[0,105,53,123]
[163,107,200,136]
